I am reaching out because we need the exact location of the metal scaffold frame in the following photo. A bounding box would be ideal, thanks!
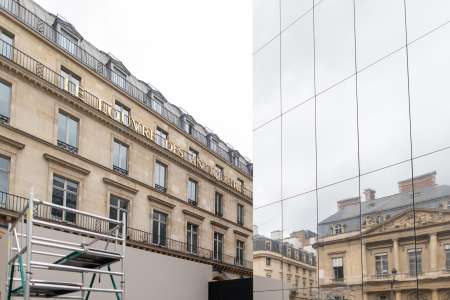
[5,192,127,299]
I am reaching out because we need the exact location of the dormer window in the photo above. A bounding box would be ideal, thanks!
[210,138,218,152]
[233,155,240,166]
[265,241,271,251]
[184,121,194,135]
[333,224,344,235]
[111,65,127,89]
[152,98,163,115]
[58,27,78,56]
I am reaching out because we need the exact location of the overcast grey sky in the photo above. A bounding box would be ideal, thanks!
[35,0,253,159]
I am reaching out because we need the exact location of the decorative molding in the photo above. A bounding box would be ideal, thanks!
[43,153,90,175]
[103,177,138,194]
[182,209,205,221]
[210,220,229,231]
[0,134,25,149]
[233,229,249,238]
[147,195,175,209]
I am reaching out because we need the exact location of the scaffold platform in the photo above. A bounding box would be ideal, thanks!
[5,193,127,299]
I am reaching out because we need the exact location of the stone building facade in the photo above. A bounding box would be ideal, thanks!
[254,232,317,300]
[0,0,252,279]
[316,172,450,300]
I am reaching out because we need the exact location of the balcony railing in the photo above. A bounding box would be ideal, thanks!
[0,0,252,177]
[57,140,78,154]
[0,190,252,271]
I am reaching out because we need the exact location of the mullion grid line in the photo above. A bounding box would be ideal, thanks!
[253,16,450,133]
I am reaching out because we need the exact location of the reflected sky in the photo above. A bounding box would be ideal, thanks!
[253,0,450,239]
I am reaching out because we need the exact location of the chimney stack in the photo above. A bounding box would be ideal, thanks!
[270,230,282,240]
[337,197,360,211]
[364,189,376,201]
[398,171,437,193]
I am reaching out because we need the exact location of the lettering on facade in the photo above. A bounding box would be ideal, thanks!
[76,88,247,194]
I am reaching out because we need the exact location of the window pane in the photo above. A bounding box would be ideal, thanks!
[0,81,11,118]
[57,113,67,142]
[0,156,9,193]
[67,117,78,147]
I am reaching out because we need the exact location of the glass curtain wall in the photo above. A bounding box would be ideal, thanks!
[253,1,450,300]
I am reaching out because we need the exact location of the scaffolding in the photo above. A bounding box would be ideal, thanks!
[5,192,126,299]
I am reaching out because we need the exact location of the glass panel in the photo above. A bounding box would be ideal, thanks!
[358,49,410,173]
[254,37,281,128]
[253,201,283,291]
[254,118,281,208]
[0,81,11,118]
[317,179,362,300]
[254,0,280,50]
[281,10,314,112]
[67,117,78,147]
[282,99,315,198]
[409,24,450,157]
[314,0,355,92]
[281,0,313,30]
[282,192,318,299]
[405,0,450,42]
[412,147,450,291]
[57,113,67,142]
[316,78,358,187]
[355,0,405,70]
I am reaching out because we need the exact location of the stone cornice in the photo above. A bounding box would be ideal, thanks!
[103,177,138,194]
[147,195,176,209]
[0,133,25,149]
[43,153,90,175]
[210,220,229,231]
[182,209,205,221]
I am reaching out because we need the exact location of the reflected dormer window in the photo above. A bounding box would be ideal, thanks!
[333,224,344,235]
[210,138,218,152]
[112,65,127,90]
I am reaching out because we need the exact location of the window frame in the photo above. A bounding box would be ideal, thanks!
[51,174,78,223]
[187,178,198,205]
[214,192,223,217]
[112,139,129,175]
[109,194,129,229]
[235,240,245,266]
[114,100,130,126]
[154,160,167,192]
[213,232,224,261]
[186,222,198,254]
[155,127,168,148]
[332,257,344,282]
[0,155,10,194]
[57,110,79,153]
[152,210,168,246]
[237,203,244,225]
[375,253,389,276]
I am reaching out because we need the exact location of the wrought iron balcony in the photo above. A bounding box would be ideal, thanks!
[0,190,252,272]
[0,0,253,177]
[113,165,129,176]
[57,140,78,154]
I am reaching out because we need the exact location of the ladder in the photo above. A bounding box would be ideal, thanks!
[5,192,127,299]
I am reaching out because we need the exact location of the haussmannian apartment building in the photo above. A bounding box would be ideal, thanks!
[254,1,450,300]
[0,0,253,281]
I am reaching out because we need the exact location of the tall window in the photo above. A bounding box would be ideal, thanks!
[237,203,244,225]
[109,195,128,230]
[111,66,127,90]
[186,223,198,254]
[215,164,224,179]
[187,179,197,205]
[445,245,450,270]
[0,156,10,194]
[188,147,198,163]
[152,99,163,115]
[152,210,167,246]
[375,253,389,276]
[332,257,344,282]
[237,178,244,192]
[112,139,128,175]
[51,175,78,223]
[210,138,218,152]
[57,28,78,56]
[408,248,422,276]
[213,232,224,261]
[0,80,11,122]
[155,127,167,147]
[0,29,13,59]
[61,67,81,95]
[265,241,271,251]
[114,101,130,126]
[266,257,271,266]
[236,240,245,266]
[214,192,223,217]
[154,161,167,192]
[57,111,78,153]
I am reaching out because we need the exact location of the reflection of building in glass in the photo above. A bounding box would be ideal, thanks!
[254,229,317,300]
[316,172,450,300]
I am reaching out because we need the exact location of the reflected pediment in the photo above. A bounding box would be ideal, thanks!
[365,209,450,235]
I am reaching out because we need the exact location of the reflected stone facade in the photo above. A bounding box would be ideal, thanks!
[253,0,450,299]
